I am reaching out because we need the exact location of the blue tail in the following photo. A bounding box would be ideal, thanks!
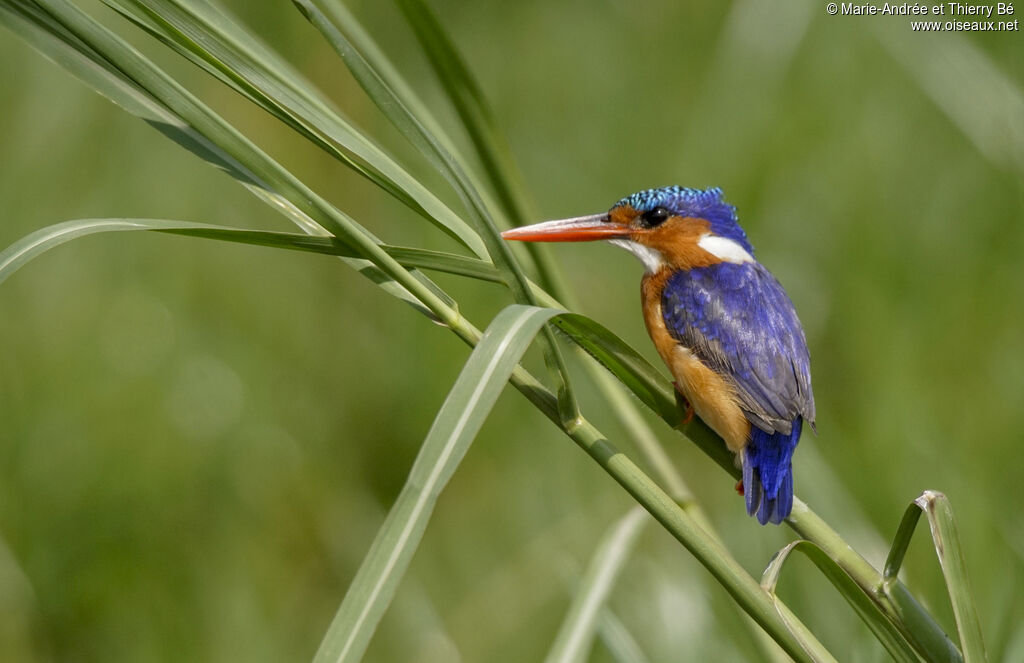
[742,418,802,525]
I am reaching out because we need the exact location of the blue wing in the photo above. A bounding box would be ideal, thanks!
[662,261,814,524]
[661,261,815,433]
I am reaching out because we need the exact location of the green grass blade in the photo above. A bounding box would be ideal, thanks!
[0,209,734,484]
[544,507,648,663]
[0,211,757,482]
[0,215,438,318]
[390,0,530,226]
[0,219,258,284]
[312,304,564,663]
[389,0,688,506]
[7,0,466,325]
[387,0,687,511]
[787,506,963,663]
[763,541,923,663]
[100,0,487,258]
[0,0,268,208]
[0,218,500,286]
[596,610,651,663]
[550,314,735,473]
[156,230,497,283]
[294,0,472,188]
[883,492,987,663]
[294,0,579,424]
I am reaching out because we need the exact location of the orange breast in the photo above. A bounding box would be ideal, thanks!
[641,271,751,453]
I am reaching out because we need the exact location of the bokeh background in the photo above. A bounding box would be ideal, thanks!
[1,1,1022,661]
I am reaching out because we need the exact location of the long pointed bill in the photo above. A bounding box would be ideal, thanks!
[500,214,631,242]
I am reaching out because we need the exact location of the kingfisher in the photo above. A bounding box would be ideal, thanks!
[502,186,815,524]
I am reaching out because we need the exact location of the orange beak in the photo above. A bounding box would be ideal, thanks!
[500,214,632,242]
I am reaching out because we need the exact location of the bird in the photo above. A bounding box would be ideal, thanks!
[501,186,814,524]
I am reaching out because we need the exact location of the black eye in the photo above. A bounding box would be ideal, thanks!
[640,206,670,227]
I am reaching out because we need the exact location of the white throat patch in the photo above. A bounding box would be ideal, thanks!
[607,239,665,273]
[697,234,754,264]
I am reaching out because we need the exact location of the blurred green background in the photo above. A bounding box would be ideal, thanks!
[1,1,1022,661]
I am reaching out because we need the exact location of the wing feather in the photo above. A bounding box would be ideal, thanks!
[662,262,815,433]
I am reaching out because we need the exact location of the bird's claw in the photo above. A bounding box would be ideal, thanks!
[734,479,745,496]
[672,380,695,426]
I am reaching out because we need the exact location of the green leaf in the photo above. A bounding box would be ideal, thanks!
[391,0,692,510]
[0,209,732,485]
[294,0,580,424]
[595,610,651,663]
[100,0,488,258]
[0,209,735,483]
[311,304,564,663]
[0,218,499,287]
[391,0,531,226]
[786,504,964,663]
[883,491,987,663]
[551,314,735,474]
[545,507,648,663]
[3,0,462,324]
[762,540,923,663]
[0,0,264,205]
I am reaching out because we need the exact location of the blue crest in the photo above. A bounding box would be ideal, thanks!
[611,186,753,253]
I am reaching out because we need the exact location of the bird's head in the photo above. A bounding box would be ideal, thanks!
[501,186,754,273]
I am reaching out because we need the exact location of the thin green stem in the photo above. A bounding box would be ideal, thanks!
[297,0,579,425]
[390,0,578,303]
[788,504,962,663]
[559,418,831,663]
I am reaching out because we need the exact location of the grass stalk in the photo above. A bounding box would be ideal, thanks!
[295,0,580,424]
[883,492,987,662]
[545,507,649,663]
[788,504,963,662]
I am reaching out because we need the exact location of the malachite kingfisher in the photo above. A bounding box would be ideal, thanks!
[502,186,815,524]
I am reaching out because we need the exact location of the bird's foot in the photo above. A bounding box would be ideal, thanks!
[734,479,745,496]
[672,381,694,426]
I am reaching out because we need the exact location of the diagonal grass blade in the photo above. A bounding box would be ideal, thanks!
[763,540,923,663]
[388,0,701,513]
[294,0,579,424]
[544,507,648,663]
[2,0,462,323]
[101,0,488,258]
[312,304,564,663]
[390,0,530,226]
[596,610,651,663]
[883,491,987,663]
